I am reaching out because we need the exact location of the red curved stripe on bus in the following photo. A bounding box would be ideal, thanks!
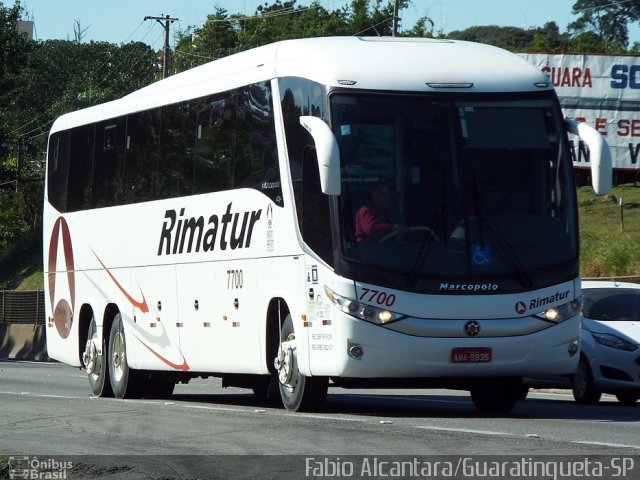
[138,338,190,371]
[47,223,59,310]
[93,253,150,313]
[48,217,76,311]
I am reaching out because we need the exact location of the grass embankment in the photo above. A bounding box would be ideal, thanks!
[0,458,8,480]
[0,234,42,291]
[579,184,640,279]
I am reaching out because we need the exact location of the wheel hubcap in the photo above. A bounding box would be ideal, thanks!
[112,331,125,382]
[274,334,298,391]
[83,338,95,375]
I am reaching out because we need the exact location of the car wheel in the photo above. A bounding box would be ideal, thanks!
[572,357,601,404]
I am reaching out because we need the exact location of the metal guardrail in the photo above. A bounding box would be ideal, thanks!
[0,290,45,325]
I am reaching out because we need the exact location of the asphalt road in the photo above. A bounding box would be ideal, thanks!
[1,360,639,479]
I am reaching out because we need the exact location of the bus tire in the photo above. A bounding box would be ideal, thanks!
[108,313,144,399]
[84,316,113,397]
[275,315,328,412]
[470,378,520,414]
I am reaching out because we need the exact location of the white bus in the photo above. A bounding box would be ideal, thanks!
[44,37,611,413]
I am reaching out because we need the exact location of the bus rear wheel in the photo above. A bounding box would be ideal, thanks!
[108,313,145,399]
[275,315,328,412]
[83,316,113,397]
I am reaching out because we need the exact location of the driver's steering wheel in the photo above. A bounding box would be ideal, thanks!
[379,226,440,242]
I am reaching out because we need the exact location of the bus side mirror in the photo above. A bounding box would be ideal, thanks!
[566,119,612,195]
[299,116,341,196]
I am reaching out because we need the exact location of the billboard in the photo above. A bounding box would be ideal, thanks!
[520,53,640,171]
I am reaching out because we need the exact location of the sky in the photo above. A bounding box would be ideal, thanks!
[14,0,640,48]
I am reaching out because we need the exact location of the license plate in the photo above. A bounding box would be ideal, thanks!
[451,347,492,363]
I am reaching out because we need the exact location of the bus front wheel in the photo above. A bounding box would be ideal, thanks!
[275,315,328,412]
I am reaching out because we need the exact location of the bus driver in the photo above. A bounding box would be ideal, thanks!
[354,183,409,242]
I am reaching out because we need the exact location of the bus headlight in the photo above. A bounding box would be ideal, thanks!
[533,297,582,323]
[325,287,404,325]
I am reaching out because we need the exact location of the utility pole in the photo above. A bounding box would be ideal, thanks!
[15,138,21,193]
[144,14,179,78]
[392,0,400,37]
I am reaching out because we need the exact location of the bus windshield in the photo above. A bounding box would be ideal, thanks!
[332,93,577,293]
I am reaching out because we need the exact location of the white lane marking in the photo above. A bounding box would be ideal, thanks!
[0,391,82,400]
[415,425,512,436]
[415,425,640,450]
[574,440,640,450]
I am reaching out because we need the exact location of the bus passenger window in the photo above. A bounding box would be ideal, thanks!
[92,119,125,208]
[193,94,234,194]
[234,83,281,205]
[47,131,70,212]
[123,110,159,204]
[67,124,94,212]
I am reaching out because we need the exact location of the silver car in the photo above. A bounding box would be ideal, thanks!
[573,280,640,404]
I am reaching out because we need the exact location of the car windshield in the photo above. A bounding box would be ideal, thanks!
[583,287,640,321]
[332,92,577,292]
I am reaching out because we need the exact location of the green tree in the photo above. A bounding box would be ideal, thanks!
[0,2,33,159]
[569,0,640,50]
[0,2,157,272]
[402,16,436,38]
[175,7,240,70]
[237,0,349,50]
[174,0,421,71]
[568,30,626,53]
[448,25,535,51]
[529,22,570,53]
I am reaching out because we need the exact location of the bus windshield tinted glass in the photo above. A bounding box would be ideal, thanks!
[332,94,576,289]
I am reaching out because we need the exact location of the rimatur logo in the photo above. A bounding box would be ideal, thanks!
[47,217,75,339]
[514,301,527,315]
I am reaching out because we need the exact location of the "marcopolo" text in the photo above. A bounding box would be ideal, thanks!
[439,282,499,292]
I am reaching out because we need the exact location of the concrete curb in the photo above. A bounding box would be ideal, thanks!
[0,323,50,361]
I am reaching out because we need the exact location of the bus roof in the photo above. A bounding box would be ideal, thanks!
[50,36,552,133]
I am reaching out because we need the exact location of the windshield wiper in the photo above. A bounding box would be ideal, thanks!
[404,198,447,289]
[471,174,533,289]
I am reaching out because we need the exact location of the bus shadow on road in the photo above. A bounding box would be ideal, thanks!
[170,388,640,422]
